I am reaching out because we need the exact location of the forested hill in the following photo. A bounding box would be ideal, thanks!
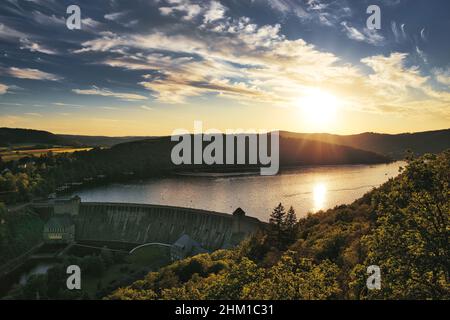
[108,151,450,300]
[282,129,450,159]
[0,128,72,147]
[56,134,151,148]
[1,127,449,158]
[0,128,150,147]
[75,134,390,175]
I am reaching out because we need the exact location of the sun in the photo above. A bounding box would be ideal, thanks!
[297,89,340,127]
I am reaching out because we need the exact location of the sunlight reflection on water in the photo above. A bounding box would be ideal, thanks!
[313,183,327,211]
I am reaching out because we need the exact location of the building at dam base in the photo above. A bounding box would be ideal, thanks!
[38,197,263,259]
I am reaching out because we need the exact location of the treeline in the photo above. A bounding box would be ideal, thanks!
[0,128,72,147]
[109,151,450,300]
[0,145,171,204]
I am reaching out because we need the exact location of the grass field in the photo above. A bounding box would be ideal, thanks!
[0,146,92,161]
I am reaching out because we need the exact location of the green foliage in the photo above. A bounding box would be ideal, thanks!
[81,255,106,277]
[241,253,341,300]
[0,208,44,264]
[350,151,450,299]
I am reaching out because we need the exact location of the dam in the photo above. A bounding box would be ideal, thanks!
[33,196,264,257]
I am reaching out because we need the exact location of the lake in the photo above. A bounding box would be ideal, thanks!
[73,161,405,221]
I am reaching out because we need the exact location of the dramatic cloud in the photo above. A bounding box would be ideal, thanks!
[72,8,449,120]
[1,0,449,133]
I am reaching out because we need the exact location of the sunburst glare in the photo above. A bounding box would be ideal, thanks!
[298,89,340,128]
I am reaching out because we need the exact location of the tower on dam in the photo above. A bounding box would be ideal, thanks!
[42,196,80,243]
[40,196,264,259]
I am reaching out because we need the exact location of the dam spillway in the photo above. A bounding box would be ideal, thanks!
[35,197,263,252]
[76,203,262,250]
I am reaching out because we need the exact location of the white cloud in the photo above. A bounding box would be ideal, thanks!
[341,21,384,45]
[6,67,61,81]
[53,102,85,108]
[158,0,225,23]
[415,46,427,64]
[391,21,400,42]
[25,112,43,117]
[0,23,26,40]
[341,21,365,41]
[433,68,450,86]
[20,38,57,55]
[203,1,226,23]
[31,10,65,25]
[265,0,351,26]
[267,0,309,19]
[420,28,427,41]
[159,0,202,21]
[72,86,148,101]
[361,53,428,94]
[104,11,129,21]
[80,17,105,32]
[400,23,407,39]
[0,83,9,94]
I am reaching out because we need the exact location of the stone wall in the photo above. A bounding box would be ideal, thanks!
[74,203,262,251]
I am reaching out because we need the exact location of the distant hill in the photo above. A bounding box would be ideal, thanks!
[57,134,151,147]
[281,129,450,159]
[0,128,72,147]
[0,128,149,148]
[278,136,389,166]
[75,134,390,175]
[1,127,449,161]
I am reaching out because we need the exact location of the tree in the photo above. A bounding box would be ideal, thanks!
[46,264,66,298]
[283,206,299,246]
[22,274,48,300]
[267,204,299,250]
[268,203,286,248]
[82,255,105,277]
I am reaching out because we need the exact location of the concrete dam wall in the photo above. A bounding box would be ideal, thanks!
[37,198,263,251]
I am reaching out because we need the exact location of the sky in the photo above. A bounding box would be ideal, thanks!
[0,0,449,136]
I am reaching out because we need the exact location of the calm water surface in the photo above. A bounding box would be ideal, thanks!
[73,162,405,221]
